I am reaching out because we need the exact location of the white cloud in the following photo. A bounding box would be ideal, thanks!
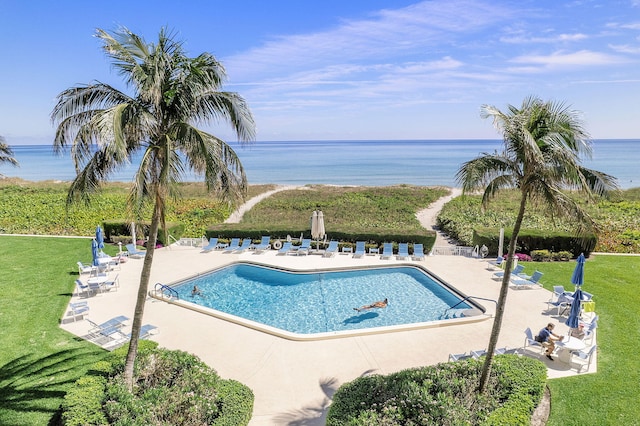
[510,50,626,68]
[500,33,589,44]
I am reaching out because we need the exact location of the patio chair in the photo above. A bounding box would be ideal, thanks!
[583,319,598,344]
[492,264,524,279]
[75,279,90,298]
[380,242,394,259]
[102,274,119,292]
[77,261,95,275]
[524,327,545,354]
[448,352,472,362]
[251,236,272,252]
[66,301,90,322]
[412,243,425,261]
[510,271,543,289]
[223,238,241,252]
[353,241,366,258]
[125,243,146,258]
[323,240,339,257]
[570,344,597,372]
[104,324,159,351]
[396,243,410,260]
[87,315,129,343]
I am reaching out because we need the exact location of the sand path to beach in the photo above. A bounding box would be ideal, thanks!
[226,186,463,245]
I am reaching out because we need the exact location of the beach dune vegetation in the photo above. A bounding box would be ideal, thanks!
[50,26,255,390]
[456,96,618,392]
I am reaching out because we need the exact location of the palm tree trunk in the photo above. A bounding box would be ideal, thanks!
[478,194,527,393]
[123,205,161,391]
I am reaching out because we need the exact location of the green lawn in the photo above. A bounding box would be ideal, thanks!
[517,255,640,425]
[1,235,638,424]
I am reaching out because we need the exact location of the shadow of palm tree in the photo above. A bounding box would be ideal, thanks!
[273,369,378,425]
[0,347,103,424]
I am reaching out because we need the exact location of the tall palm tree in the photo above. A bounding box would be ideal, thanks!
[51,27,255,390]
[0,136,19,176]
[456,96,617,393]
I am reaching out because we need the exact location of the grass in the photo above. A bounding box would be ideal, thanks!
[0,236,108,425]
[516,255,640,425]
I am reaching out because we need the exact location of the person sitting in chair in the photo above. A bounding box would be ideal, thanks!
[354,298,388,312]
[536,322,563,361]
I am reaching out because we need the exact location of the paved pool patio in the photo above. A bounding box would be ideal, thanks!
[61,245,597,426]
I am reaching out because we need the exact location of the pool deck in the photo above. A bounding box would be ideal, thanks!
[61,245,597,426]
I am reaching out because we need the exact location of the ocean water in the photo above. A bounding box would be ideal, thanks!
[3,139,639,189]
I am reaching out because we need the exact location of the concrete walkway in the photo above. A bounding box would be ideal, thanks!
[61,187,596,425]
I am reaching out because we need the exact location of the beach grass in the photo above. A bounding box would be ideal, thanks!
[1,235,638,424]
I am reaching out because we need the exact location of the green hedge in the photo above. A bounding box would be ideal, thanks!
[472,227,596,257]
[60,341,254,426]
[326,355,546,426]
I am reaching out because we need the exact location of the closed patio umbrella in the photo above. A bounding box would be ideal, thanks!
[571,253,585,287]
[95,225,104,250]
[565,287,583,329]
[310,209,326,252]
[91,239,99,267]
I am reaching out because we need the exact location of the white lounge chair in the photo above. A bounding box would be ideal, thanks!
[353,241,366,258]
[380,242,394,260]
[251,236,272,252]
[323,241,339,257]
[125,243,146,258]
[201,237,226,252]
[396,243,410,260]
[412,243,425,261]
[223,238,241,252]
[511,271,543,289]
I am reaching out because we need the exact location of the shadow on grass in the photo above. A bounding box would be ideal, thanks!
[0,347,102,425]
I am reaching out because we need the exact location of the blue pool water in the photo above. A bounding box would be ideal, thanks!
[172,263,473,335]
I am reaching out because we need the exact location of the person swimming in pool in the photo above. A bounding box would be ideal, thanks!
[354,298,388,312]
[191,285,202,297]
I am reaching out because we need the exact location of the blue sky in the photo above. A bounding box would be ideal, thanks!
[1,0,639,144]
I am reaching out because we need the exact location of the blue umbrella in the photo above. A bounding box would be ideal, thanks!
[96,225,104,250]
[91,239,99,267]
[565,287,583,329]
[571,253,585,287]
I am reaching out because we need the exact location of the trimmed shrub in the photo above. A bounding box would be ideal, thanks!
[60,341,254,426]
[326,355,546,426]
[530,249,552,262]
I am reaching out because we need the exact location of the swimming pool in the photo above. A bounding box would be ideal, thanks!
[155,262,485,340]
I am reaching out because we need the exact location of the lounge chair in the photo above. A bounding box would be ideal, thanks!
[471,349,487,359]
[66,301,90,322]
[412,243,425,261]
[448,352,472,362]
[380,242,394,260]
[486,256,504,270]
[323,240,339,257]
[223,238,241,252]
[125,243,146,258]
[234,238,253,253]
[201,237,226,252]
[277,241,294,255]
[353,241,366,258]
[251,236,271,252]
[104,324,159,350]
[510,271,543,289]
[77,261,95,275]
[492,264,524,279]
[87,315,129,343]
[494,347,519,355]
[295,238,312,256]
[396,243,410,260]
[523,327,545,354]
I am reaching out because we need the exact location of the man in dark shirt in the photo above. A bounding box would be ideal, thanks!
[537,322,563,361]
